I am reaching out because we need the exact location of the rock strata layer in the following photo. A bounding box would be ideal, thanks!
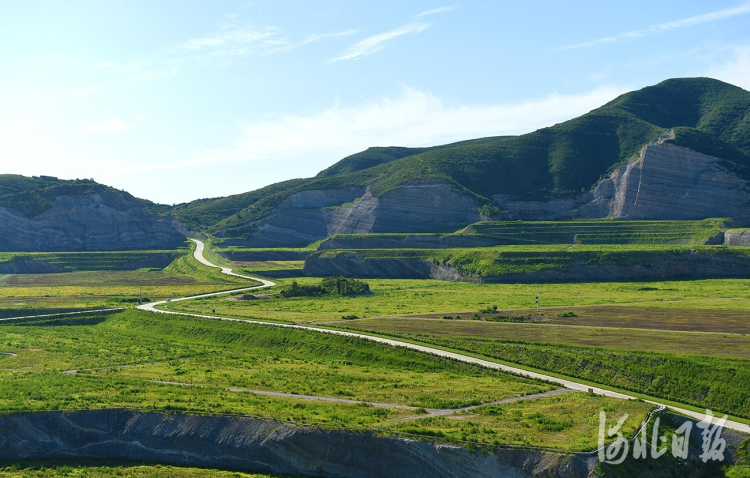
[0,191,184,251]
[0,410,594,478]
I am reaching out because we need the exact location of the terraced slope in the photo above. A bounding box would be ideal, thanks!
[317,218,728,249]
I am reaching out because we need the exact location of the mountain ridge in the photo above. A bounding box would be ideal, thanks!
[168,77,750,245]
[2,77,750,249]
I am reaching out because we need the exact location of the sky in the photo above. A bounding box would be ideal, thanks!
[2,1,750,204]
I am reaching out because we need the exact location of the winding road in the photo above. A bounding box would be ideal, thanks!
[138,239,750,435]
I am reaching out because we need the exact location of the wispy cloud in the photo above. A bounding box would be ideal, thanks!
[83,117,132,134]
[559,3,750,50]
[265,28,360,54]
[330,23,430,62]
[417,6,454,17]
[176,28,278,53]
[302,29,360,45]
[119,84,628,174]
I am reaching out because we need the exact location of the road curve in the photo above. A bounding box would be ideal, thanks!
[139,239,750,435]
[138,239,275,312]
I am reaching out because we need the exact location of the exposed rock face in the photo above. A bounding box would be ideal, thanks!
[488,252,750,283]
[305,250,750,283]
[0,410,597,478]
[0,258,68,274]
[326,180,481,235]
[725,229,750,246]
[493,142,750,221]
[304,252,435,279]
[318,234,497,250]
[593,143,750,219]
[238,187,365,247]
[235,181,481,247]
[0,191,184,251]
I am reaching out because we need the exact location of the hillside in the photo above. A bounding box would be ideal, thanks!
[164,77,750,247]
[0,175,184,251]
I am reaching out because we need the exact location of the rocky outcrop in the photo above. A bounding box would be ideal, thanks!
[591,142,750,219]
[0,258,68,273]
[487,252,750,283]
[725,229,750,246]
[326,180,481,235]
[234,181,482,247]
[0,410,596,478]
[304,250,750,282]
[318,234,497,250]
[304,252,436,279]
[220,250,311,261]
[493,142,750,221]
[0,191,184,251]
[235,187,365,247]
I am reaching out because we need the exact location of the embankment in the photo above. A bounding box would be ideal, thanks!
[0,409,595,478]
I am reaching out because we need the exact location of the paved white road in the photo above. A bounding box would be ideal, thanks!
[138,239,750,435]
[138,239,276,312]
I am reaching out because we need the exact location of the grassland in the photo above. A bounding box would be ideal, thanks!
[0,309,651,449]
[163,276,750,421]
[386,392,651,451]
[0,243,258,317]
[164,276,750,321]
[0,465,275,477]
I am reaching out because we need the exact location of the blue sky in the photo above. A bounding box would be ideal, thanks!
[2,1,750,204]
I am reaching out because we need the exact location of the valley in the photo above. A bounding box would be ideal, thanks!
[2,77,750,477]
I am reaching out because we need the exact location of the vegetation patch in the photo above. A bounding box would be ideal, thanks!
[280,277,370,298]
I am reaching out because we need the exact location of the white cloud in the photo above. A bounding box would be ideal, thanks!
[417,6,454,17]
[72,85,104,97]
[117,84,628,174]
[330,23,430,62]
[560,2,750,50]
[302,29,360,45]
[264,29,360,55]
[708,45,750,90]
[83,117,132,134]
[176,28,278,53]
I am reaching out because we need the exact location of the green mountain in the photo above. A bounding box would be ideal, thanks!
[168,78,750,244]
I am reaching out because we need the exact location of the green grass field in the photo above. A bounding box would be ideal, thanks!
[0,309,651,450]
[0,465,275,477]
[163,275,750,420]
[0,242,258,317]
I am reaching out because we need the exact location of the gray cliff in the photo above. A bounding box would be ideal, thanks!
[0,191,184,251]
[496,142,750,220]
[0,410,595,478]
